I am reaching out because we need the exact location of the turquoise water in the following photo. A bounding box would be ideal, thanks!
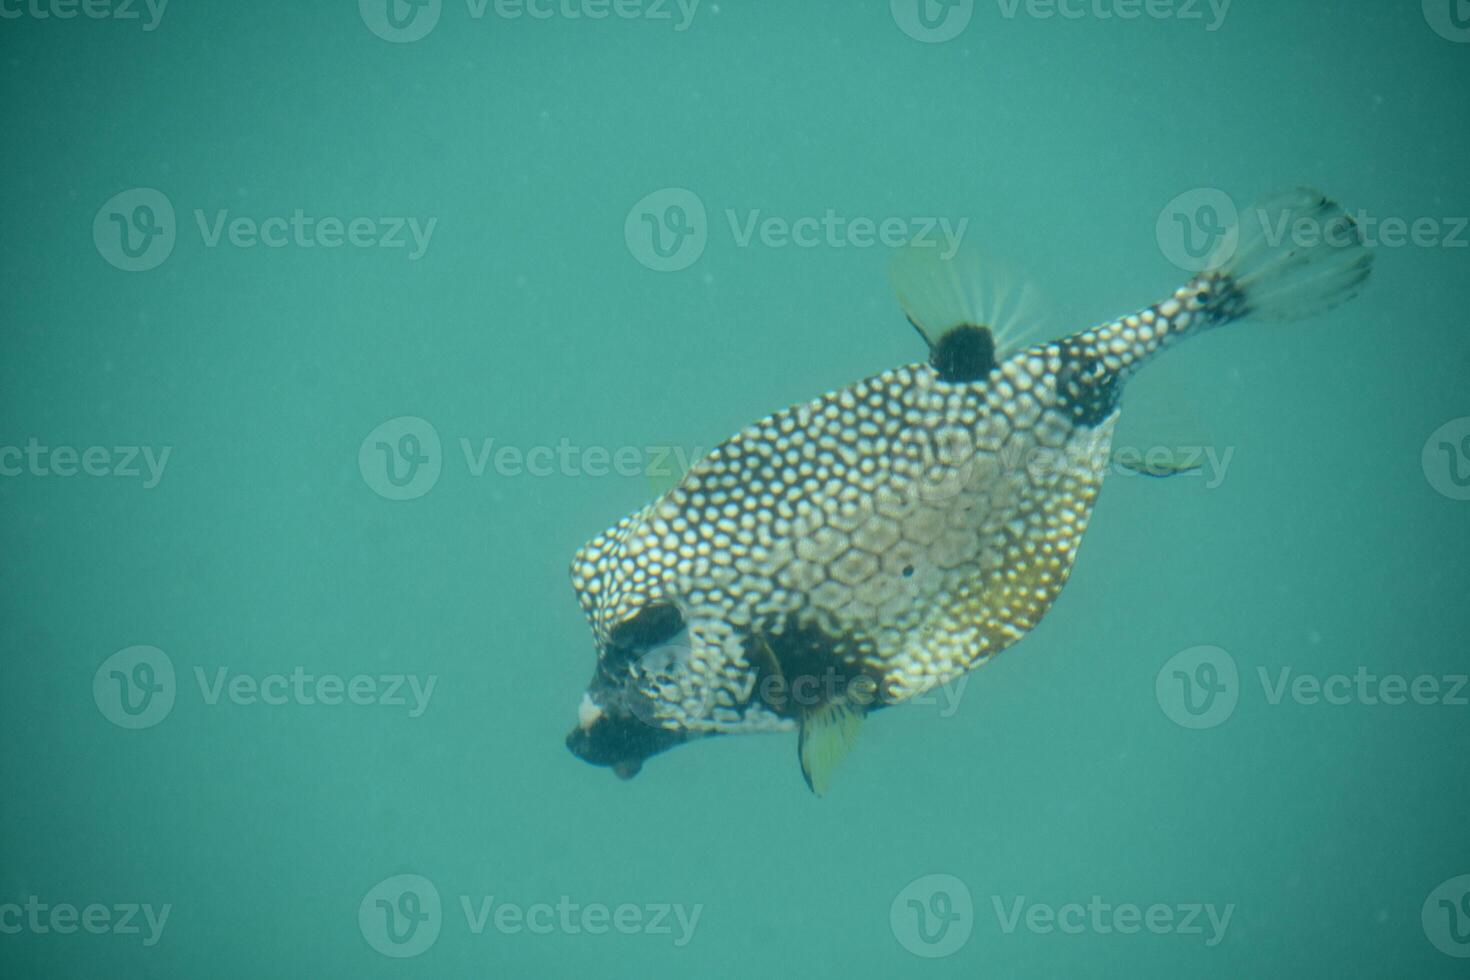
[3,2,1469,977]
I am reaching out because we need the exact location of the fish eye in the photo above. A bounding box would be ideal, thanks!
[609,601,685,652]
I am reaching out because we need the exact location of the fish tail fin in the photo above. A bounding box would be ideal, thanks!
[1054,189,1372,419]
[1204,187,1373,324]
[797,698,864,796]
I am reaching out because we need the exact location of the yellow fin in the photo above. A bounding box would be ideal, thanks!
[797,700,864,796]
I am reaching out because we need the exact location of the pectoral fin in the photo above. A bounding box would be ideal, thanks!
[1114,450,1203,478]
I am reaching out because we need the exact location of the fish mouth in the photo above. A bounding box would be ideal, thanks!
[565,687,699,780]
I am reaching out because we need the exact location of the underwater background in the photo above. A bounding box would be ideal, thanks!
[2,1,1469,977]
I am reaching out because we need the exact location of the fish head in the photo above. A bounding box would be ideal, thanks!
[564,596,708,779]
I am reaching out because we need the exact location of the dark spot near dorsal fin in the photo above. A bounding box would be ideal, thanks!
[926,323,997,383]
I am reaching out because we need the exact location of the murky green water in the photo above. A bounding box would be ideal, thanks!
[3,2,1469,977]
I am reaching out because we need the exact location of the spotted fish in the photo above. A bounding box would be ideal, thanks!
[566,189,1372,793]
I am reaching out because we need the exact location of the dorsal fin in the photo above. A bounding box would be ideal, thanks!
[888,244,1045,380]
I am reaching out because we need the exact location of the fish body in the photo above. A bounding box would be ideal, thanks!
[566,189,1371,791]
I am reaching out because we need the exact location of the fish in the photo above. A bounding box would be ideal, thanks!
[565,189,1372,794]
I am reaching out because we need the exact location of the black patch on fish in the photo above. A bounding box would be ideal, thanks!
[608,601,684,653]
[1056,345,1120,427]
[745,619,890,718]
[928,324,997,383]
[565,707,697,780]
